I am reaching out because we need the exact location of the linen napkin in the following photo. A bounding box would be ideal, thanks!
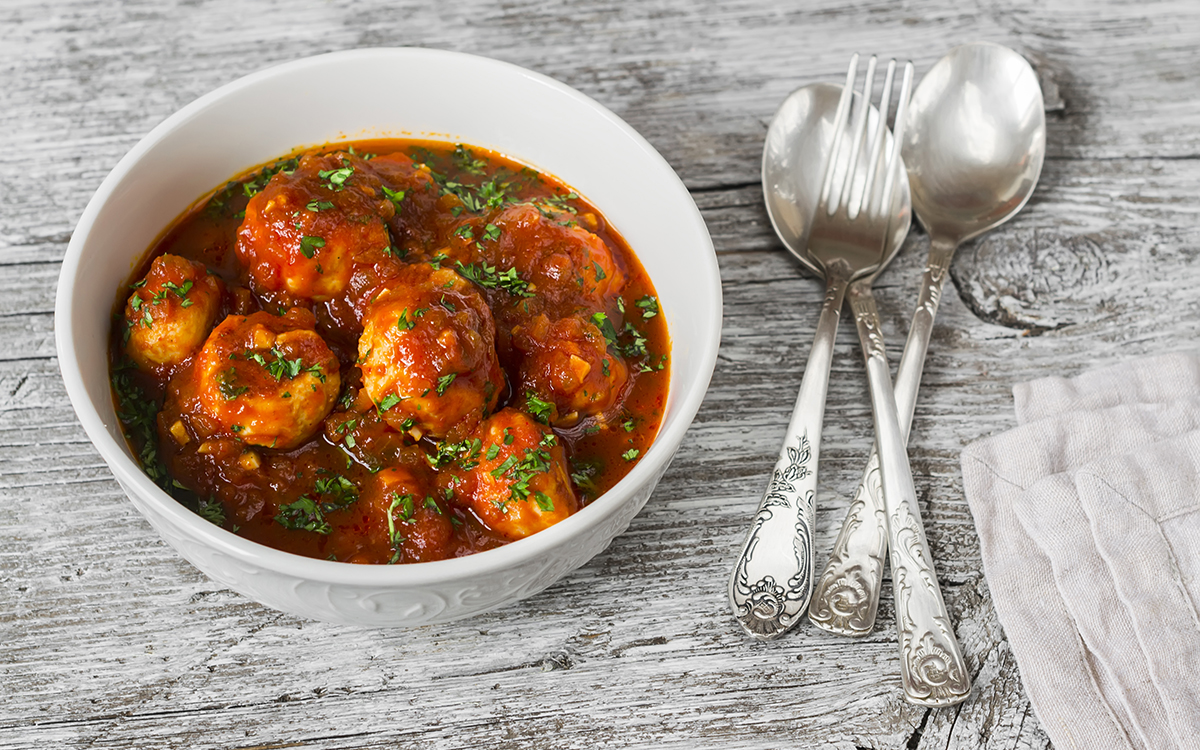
[960,352,1200,750]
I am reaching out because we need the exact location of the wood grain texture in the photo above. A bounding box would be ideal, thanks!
[3,0,1199,747]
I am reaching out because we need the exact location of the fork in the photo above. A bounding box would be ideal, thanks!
[820,56,972,707]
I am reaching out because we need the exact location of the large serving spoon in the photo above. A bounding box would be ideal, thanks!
[809,42,1046,638]
[728,64,910,640]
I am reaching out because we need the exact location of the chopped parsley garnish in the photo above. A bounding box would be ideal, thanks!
[591,312,619,348]
[378,393,403,412]
[455,260,534,297]
[622,449,640,461]
[275,496,331,534]
[435,373,457,395]
[481,223,501,242]
[525,391,554,424]
[428,437,483,470]
[537,191,579,215]
[313,473,359,510]
[196,497,226,526]
[318,161,354,191]
[111,359,170,490]
[275,474,359,535]
[452,143,488,175]
[489,442,555,508]
[299,235,325,259]
[240,155,301,199]
[636,295,659,319]
[570,460,600,496]
[396,306,423,331]
[534,492,555,513]
[593,261,606,282]
[218,367,248,400]
[306,199,334,212]
[381,185,406,210]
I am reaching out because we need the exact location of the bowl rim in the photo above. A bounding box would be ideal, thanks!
[56,46,722,588]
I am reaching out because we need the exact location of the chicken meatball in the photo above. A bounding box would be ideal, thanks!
[368,152,442,258]
[123,254,223,375]
[512,314,629,426]
[361,466,455,564]
[357,264,504,439]
[488,202,625,311]
[191,308,341,449]
[457,408,577,541]
[235,151,394,303]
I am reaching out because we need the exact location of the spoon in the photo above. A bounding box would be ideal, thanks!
[728,65,910,640]
[809,42,1047,640]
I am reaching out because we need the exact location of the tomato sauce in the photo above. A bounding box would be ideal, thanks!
[109,140,669,564]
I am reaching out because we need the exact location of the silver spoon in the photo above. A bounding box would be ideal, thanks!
[810,42,1047,641]
[729,62,910,640]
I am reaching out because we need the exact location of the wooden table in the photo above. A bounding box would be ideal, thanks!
[4,1,1198,747]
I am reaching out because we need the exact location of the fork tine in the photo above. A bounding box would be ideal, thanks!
[878,61,914,219]
[840,55,877,218]
[819,53,859,215]
[860,59,897,217]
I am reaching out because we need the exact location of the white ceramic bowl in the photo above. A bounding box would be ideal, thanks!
[55,48,721,627]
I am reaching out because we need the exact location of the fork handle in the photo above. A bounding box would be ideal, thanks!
[810,238,957,636]
[728,272,847,640]
[846,281,971,707]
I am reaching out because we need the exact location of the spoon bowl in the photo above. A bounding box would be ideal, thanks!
[763,83,911,278]
[903,42,1046,244]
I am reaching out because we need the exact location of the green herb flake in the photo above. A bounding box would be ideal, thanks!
[381,185,406,210]
[435,372,457,396]
[534,492,555,513]
[276,496,332,535]
[318,161,355,191]
[378,393,403,412]
[197,497,226,526]
[622,448,640,461]
[525,391,554,424]
[299,235,326,259]
[218,367,249,400]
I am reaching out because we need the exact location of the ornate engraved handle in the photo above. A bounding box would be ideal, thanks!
[845,281,970,706]
[729,274,848,640]
[810,238,956,637]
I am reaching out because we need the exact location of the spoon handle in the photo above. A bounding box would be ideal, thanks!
[846,281,971,707]
[809,238,956,636]
[729,274,847,640]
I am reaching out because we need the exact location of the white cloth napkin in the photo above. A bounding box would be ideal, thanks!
[960,352,1200,750]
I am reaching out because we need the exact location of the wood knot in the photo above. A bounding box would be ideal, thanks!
[949,228,1115,335]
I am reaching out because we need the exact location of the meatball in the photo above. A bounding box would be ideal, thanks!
[360,466,454,564]
[512,314,629,426]
[368,152,442,258]
[357,263,504,439]
[235,151,395,302]
[488,202,625,312]
[190,308,341,449]
[123,254,223,375]
[458,408,578,541]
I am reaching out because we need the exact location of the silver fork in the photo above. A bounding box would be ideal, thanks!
[823,56,971,707]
